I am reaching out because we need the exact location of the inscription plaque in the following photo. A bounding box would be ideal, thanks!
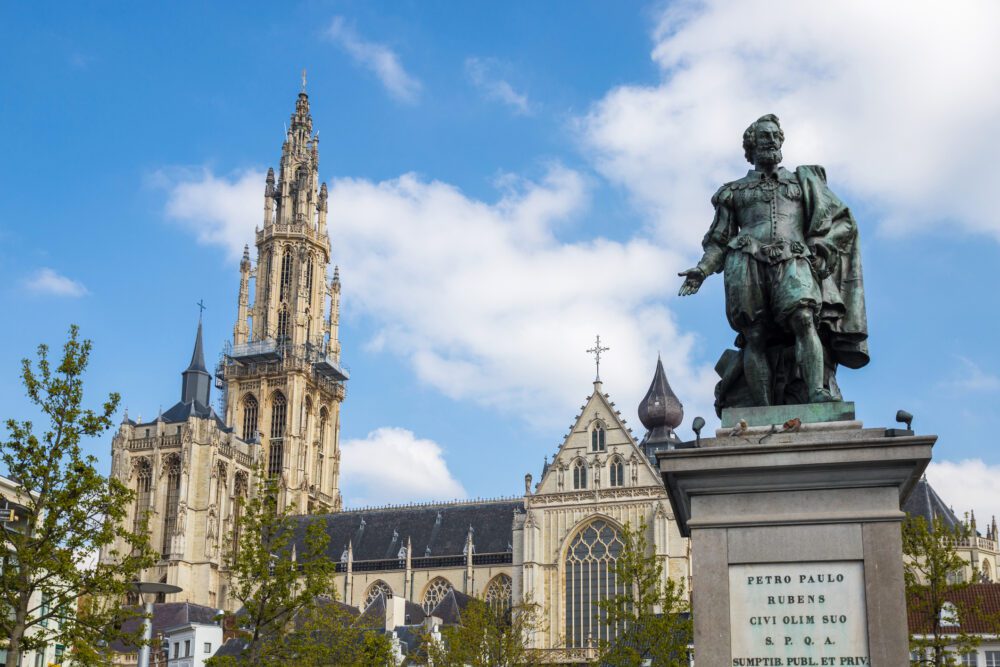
[729,561,870,666]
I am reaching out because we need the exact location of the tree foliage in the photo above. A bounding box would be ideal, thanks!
[0,326,157,667]
[206,471,393,664]
[597,519,692,667]
[904,514,1000,666]
[419,597,543,667]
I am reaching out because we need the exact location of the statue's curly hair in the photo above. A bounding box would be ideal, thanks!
[742,114,784,164]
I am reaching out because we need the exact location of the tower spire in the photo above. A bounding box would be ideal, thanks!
[181,317,211,406]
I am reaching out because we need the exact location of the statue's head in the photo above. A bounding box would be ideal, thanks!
[743,114,785,166]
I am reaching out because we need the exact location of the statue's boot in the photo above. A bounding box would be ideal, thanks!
[809,388,836,403]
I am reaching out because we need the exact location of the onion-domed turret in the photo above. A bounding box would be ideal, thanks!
[638,356,684,452]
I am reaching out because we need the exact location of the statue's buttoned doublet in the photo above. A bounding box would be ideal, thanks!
[700,167,821,331]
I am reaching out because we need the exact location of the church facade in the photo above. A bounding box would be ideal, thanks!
[102,86,695,658]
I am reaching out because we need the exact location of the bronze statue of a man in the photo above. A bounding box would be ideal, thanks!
[679,114,869,412]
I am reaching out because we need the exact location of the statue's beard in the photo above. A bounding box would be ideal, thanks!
[754,147,782,167]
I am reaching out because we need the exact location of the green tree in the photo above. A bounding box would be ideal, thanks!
[419,597,543,667]
[904,514,1000,666]
[206,471,367,665]
[0,326,157,667]
[597,519,692,667]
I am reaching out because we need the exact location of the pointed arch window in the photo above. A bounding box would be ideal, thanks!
[262,251,273,303]
[484,574,513,611]
[591,423,606,452]
[279,248,293,302]
[564,519,626,648]
[364,581,393,610]
[305,255,314,302]
[162,455,182,557]
[276,309,290,343]
[609,456,625,487]
[315,408,328,490]
[422,577,453,614]
[232,472,248,557]
[268,393,287,477]
[241,394,259,442]
[133,458,152,535]
[573,459,588,490]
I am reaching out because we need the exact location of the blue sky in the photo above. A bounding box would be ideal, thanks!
[1,1,998,517]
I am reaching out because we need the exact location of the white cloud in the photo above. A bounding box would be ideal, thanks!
[158,165,719,432]
[942,356,1000,393]
[927,459,1000,527]
[581,0,1000,250]
[327,17,422,103]
[156,167,261,262]
[23,268,88,297]
[340,427,466,506]
[465,57,531,115]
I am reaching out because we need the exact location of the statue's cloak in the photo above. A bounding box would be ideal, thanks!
[796,165,869,369]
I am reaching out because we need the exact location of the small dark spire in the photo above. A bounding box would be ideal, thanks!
[639,355,684,432]
[181,318,211,406]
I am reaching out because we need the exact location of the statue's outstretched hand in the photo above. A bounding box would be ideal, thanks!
[678,268,705,296]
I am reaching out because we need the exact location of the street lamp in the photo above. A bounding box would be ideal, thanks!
[129,581,182,667]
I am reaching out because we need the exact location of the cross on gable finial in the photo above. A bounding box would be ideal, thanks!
[196,299,207,321]
[586,335,609,382]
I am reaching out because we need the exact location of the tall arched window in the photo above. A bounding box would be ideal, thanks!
[573,459,588,490]
[305,255,314,302]
[422,577,453,613]
[609,456,625,487]
[315,408,328,489]
[132,458,152,535]
[269,393,287,477]
[484,574,513,611]
[232,472,248,557]
[162,455,182,557]
[364,581,393,610]
[591,423,606,452]
[262,251,273,303]
[279,248,293,302]
[242,394,259,442]
[276,308,290,342]
[565,519,626,648]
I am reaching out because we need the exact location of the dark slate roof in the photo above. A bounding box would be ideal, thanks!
[111,602,220,653]
[213,637,248,658]
[903,477,962,530]
[156,399,229,430]
[427,589,473,625]
[908,583,1000,634]
[294,499,523,563]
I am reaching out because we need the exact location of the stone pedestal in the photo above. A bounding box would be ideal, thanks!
[658,414,933,666]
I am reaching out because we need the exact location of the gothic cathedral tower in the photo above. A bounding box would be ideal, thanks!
[222,88,348,514]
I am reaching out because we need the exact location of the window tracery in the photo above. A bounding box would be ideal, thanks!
[133,458,152,535]
[573,459,587,490]
[484,574,513,610]
[363,581,393,610]
[162,455,182,557]
[279,248,293,302]
[591,423,606,452]
[609,456,625,487]
[241,394,259,442]
[564,519,625,648]
[268,393,287,477]
[422,577,453,613]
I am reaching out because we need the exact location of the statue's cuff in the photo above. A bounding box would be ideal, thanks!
[693,264,710,279]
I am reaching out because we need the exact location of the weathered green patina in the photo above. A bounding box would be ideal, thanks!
[679,115,869,416]
[720,401,856,429]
